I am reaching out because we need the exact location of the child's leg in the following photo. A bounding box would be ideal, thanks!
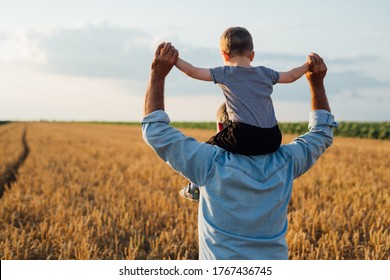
[206,122,238,151]
[206,122,282,155]
[245,123,282,154]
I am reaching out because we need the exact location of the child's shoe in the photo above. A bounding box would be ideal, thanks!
[179,182,200,202]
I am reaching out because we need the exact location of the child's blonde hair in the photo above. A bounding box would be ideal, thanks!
[219,27,254,57]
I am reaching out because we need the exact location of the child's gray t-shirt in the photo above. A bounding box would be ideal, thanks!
[210,66,280,128]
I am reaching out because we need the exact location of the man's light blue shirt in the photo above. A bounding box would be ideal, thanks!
[142,110,337,260]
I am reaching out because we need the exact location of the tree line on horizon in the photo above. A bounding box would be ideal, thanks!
[1,120,389,140]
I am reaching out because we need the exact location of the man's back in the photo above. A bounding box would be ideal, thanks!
[197,147,294,259]
[142,109,337,259]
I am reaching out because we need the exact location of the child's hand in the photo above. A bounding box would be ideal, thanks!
[306,53,317,73]
[306,56,312,72]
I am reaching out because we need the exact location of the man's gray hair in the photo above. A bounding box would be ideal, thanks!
[216,103,232,126]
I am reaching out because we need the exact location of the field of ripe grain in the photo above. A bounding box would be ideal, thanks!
[0,123,30,199]
[0,122,389,260]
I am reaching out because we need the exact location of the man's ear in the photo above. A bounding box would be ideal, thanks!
[217,122,224,132]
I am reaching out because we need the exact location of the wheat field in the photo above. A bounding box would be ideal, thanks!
[0,122,389,260]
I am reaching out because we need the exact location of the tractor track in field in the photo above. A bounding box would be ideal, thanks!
[0,128,30,198]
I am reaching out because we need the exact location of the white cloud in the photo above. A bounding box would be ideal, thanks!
[4,22,390,96]
[19,22,154,79]
[4,22,192,81]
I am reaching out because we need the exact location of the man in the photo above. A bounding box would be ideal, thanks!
[142,42,337,259]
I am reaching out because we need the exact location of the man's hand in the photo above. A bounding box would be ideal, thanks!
[306,53,327,86]
[306,53,331,112]
[151,42,179,79]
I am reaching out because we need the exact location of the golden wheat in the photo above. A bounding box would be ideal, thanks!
[0,122,388,259]
[0,123,25,175]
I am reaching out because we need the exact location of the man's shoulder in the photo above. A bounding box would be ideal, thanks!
[213,148,294,182]
[142,110,170,125]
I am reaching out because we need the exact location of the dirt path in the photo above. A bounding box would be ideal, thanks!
[0,128,29,198]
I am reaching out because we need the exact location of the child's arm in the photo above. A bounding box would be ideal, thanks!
[175,57,212,81]
[278,62,309,83]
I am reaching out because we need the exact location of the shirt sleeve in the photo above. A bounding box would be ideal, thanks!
[210,66,225,84]
[261,66,280,85]
[282,110,338,178]
[142,110,217,186]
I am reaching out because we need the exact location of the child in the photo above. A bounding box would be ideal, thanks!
[175,26,309,202]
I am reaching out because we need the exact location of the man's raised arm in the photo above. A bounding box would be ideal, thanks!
[306,53,331,112]
[286,53,337,178]
[144,42,178,116]
[142,43,216,187]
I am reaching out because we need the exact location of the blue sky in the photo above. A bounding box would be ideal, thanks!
[0,0,389,122]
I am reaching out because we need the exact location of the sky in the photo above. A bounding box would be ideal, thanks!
[0,0,389,122]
